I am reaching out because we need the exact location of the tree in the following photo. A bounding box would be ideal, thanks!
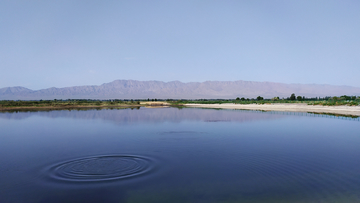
[290,93,296,101]
[236,97,240,101]
[241,97,245,101]
[297,96,302,101]
[257,96,264,101]
[340,95,351,100]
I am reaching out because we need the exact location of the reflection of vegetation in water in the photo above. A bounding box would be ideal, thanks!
[237,109,360,120]
[234,109,359,119]
[307,112,359,119]
[180,107,359,120]
[171,105,185,110]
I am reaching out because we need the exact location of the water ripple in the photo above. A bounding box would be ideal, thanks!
[44,155,154,182]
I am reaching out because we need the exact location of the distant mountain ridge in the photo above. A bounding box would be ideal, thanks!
[1,80,360,100]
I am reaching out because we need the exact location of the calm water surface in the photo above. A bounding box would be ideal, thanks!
[1,107,360,203]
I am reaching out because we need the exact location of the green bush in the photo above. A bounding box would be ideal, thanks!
[290,93,296,101]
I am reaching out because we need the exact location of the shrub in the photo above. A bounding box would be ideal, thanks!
[340,95,351,100]
[290,93,296,101]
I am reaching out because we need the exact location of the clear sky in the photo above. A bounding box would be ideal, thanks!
[1,0,359,90]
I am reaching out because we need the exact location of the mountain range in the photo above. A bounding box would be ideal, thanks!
[1,80,360,100]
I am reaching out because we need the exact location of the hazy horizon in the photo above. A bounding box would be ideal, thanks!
[2,79,360,90]
[2,79,360,100]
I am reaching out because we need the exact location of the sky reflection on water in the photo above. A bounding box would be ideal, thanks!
[0,107,360,203]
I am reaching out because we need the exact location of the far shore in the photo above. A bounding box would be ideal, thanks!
[2,102,360,117]
[0,105,142,111]
[0,102,169,111]
[185,103,360,117]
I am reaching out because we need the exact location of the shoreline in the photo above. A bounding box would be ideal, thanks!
[2,103,360,117]
[185,103,360,117]
[0,105,142,111]
[0,101,171,111]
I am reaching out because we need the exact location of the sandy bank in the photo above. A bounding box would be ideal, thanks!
[185,103,360,117]
[140,101,170,106]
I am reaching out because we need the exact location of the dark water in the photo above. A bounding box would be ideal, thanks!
[1,107,360,203]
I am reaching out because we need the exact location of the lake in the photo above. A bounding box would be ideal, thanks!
[1,107,360,203]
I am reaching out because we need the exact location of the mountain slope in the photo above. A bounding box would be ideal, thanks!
[1,80,360,100]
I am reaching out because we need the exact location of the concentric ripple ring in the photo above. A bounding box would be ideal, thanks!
[46,155,154,182]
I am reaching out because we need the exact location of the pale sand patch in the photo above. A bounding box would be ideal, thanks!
[140,101,170,106]
[185,103,360,117]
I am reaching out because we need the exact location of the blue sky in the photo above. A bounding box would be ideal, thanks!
[1,0,359,90]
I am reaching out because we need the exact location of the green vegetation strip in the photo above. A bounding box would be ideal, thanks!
[168,94,359,106]
[1,94,359,109]
[0,99,141,109]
